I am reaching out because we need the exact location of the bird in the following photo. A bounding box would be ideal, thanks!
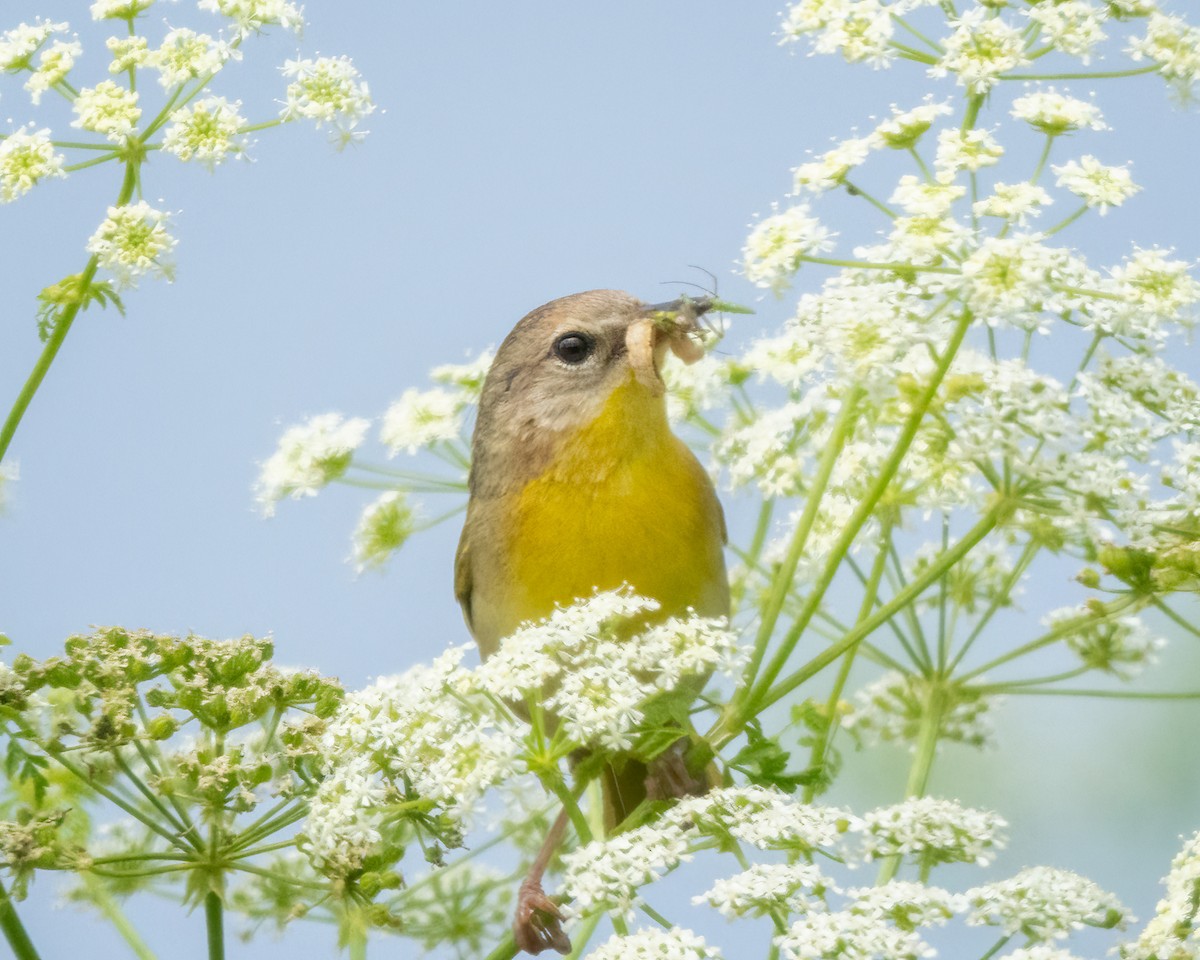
[454,289,729,954]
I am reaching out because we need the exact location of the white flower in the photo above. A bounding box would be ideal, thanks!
[380,388,465,455]
[25,39,82,105]
[890,175,965,217]
[430,349,495,399]
[281,56,375,146]
[1128,13,1200,100]
[974,182,1053,225]
[150,28,235,88]
[1121,829,1200,960]
[0,127,66,203]
[1045,607,1164,677]
[1110,247,1200,321]
[107,36,150,73]
[85,201,176,287]
[1011,90,1108,135]
[860,796,1008,867]
[351,491,415,571]
[1027,1,1108,62]
[198,0,304,35]
[847,881,962,929]
[935,128,1004,178]
[162,97,247,168]
[775,909,935,960]
[967,866,1128,941]
[587,928,722,960]
[254,413,370,515]
[71,81,141,142]
[793,136,877,193]
[874,99,953,150]
[662,353,728,422]
[1053,156,1140,213]
[1108,0,1157,17]
[781,0,895,68]
[847,672,999,750]
[933,10,1030,94]
[561,820,692,920]
[0,20,69,72]
[672,785,856,853]
[1001,949,1089,960]
[959,234,1076,330]
[743,204,835,293]
[90,0,155,19]
[696,862,831,918]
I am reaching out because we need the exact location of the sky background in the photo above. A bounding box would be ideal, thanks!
[2,2,1199,957]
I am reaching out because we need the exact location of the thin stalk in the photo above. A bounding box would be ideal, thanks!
[1154,600,1200,641]
[562,911,603,960]
[755,508,1001,716]
[999,65,1160,81]
[843,179,898,219]
[1030,135,1056,186]
[0,882,40,960]
[81,874,158,960]
[0,160,138,464]
[946,538,1039,673]
[204,891,224,960]
[800,255,957,274]
[747,310,975,710]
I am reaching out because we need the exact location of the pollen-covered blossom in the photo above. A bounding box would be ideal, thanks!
[974,182,1053,225]
[281,56,375,145]
[90,0,154,18]
[254,413,370,515]
[1128,13,1200,99]
[1053,156,1140,213]
[162,97,247,167]
[780,0,896,68]
[1121,829,1200,960]
[0,20,68,72]
[966,866,1128,941]
[85,201,176,287]
[775,909,935,960]
[561,820,692,920]
[958,235,1078,330]
[696,862,831,918]
[1110,247,1200,322]
[0,127,65,203]
[25,39,82,105]
[1027,1,1108,62]
[873,99,953,150]
[1047,608,1164,677]
[476,591,741,751]
[932,10,1030,94]
[935,128,1004,177]
[197,0,305,35]
[793,136,878,193]
[889,175,965,217]
[743,204,835,293]
[860,797,1008,868]
[150,28,235,88]
[587,927,723,960]
[1011,90,1107,135]
[846,672,998,750]
[380,387,465,455]
[351,490,415,571]
[71,80,141,142]
[106,36,149,73]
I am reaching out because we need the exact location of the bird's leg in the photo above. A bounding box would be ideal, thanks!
[513,806,572,956]
[644,736,709,803]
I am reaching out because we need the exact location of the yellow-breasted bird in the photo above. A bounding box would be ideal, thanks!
[455,289,729,954]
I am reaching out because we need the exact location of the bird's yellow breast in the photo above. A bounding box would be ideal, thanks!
[494,377,727,643]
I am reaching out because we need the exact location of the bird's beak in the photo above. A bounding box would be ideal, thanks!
[627,296,713,395]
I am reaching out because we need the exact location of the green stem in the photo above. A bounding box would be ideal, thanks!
[0,882,41,960]
[800,254,956,274]
[82,874,158,960]
[1030,135,1056,186]
[999,65,1160,81]
[562,911,603,960]
[204,891,224,960]
[0,160,138,465]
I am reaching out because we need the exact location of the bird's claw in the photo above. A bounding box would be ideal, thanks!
[514,875,571,956]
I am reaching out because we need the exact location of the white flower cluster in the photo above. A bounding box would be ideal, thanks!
[587,928,723,960]
[351,490,416,572]
[860,796,1008,867]
[846,672,999,751]
[380,387,467,455]
[743,204,836,293]
[71,80,141,142]
[0,19,68,72]
[150,28,237,88]
[1045,607,1164,679]
[198,0,305,36]
[254,413,370,515]
[281,56,375,147]
[85,201,177,287]
[477,590,742,751]
[1121,829,1200,960]
[0,127,65,203]
[162,96,248,167]
[695,861,829,918]
[966,866,1129,941]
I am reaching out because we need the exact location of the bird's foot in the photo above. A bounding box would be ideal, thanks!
[513,875,571,956]
[644,736,708,802]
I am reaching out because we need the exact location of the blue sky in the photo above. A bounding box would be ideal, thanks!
[2,3,1199,957]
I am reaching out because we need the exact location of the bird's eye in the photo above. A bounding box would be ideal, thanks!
[552,332,594,365]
